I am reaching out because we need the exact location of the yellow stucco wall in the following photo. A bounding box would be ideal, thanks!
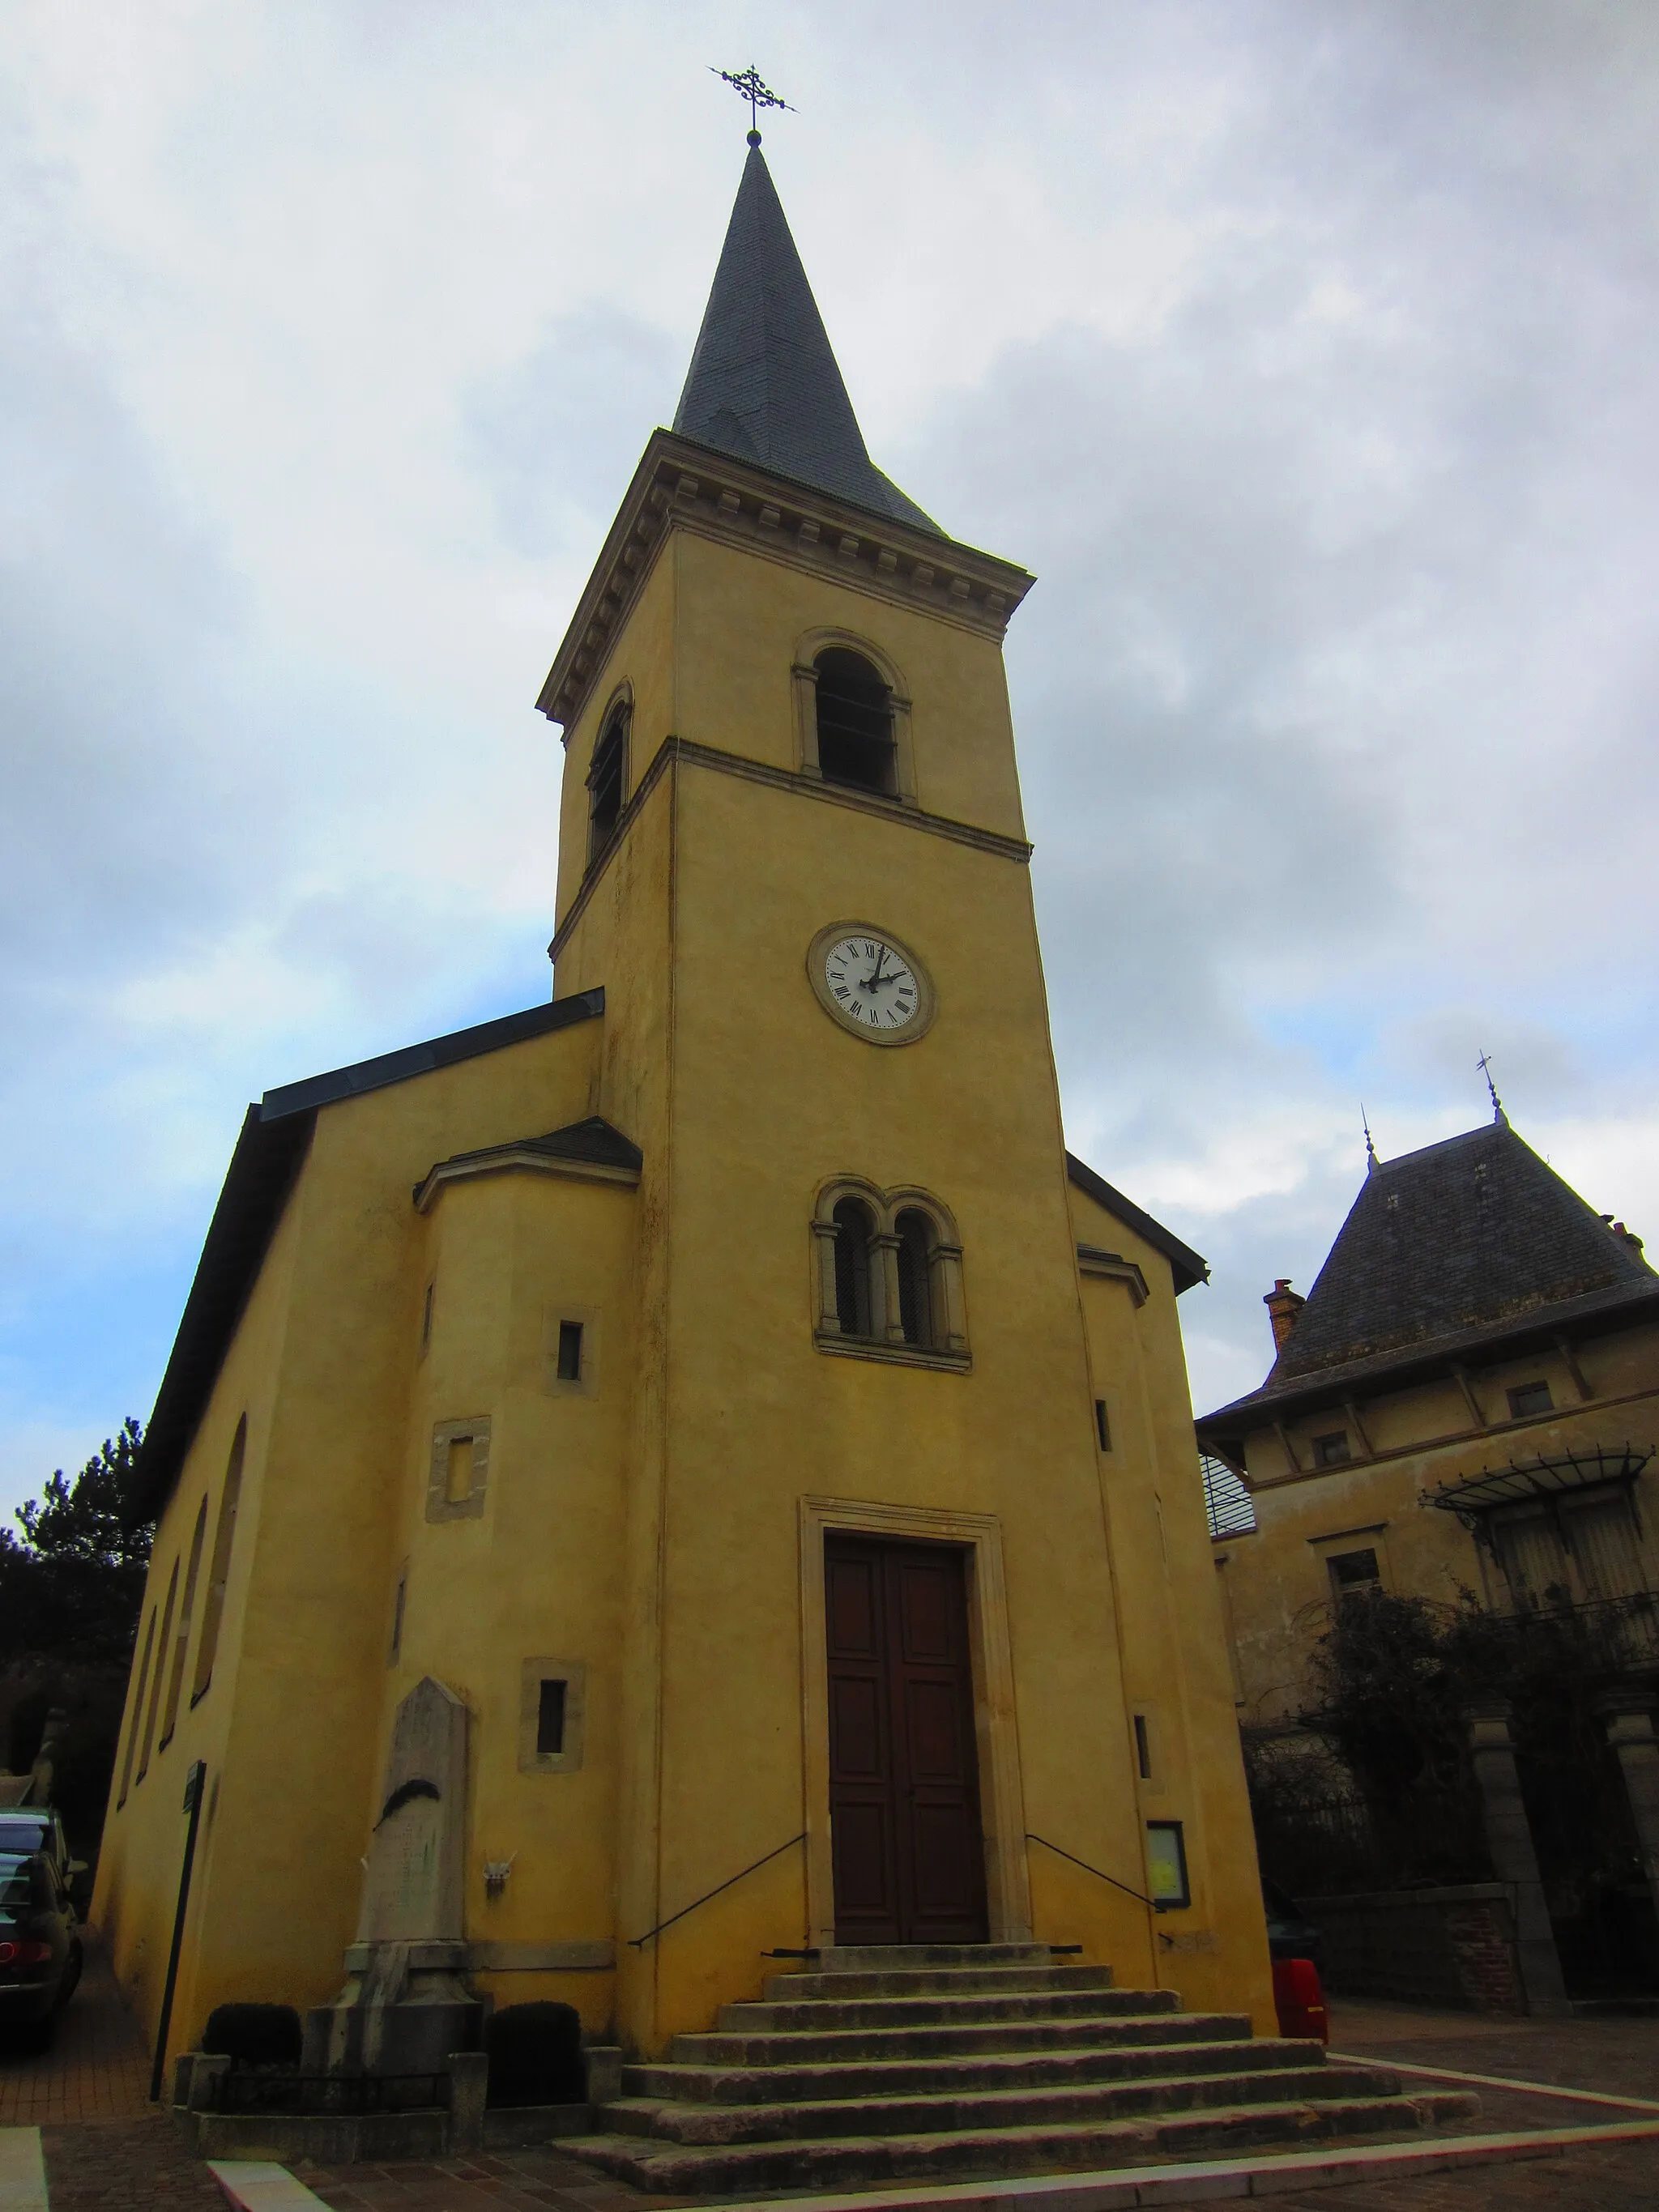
[96,482,1276,2075]
[1215,1321,1659,1727]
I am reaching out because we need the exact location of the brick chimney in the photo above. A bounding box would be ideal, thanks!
[1265,1278,1306,1352]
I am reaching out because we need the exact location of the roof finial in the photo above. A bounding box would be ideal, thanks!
[1477,1049,1508,1125]
[1361,1103,1380,1175]
[710,64,795,146]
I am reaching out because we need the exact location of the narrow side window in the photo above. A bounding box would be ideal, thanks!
[137,1558,179,1781]
[117,1607,158,1809]
[191,1417,246,1707]
[159,1498,208,1749]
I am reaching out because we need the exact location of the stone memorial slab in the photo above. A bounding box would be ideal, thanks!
[304,1677,482,2075]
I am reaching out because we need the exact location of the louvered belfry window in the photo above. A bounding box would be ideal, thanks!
[587,706,628,855]
[815,649,896,795]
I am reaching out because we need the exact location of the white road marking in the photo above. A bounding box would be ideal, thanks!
[0,2130,48,2212]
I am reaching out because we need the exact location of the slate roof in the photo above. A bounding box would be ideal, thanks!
[1197,1119,1659,1443]
[420,1114,643,1187]
[136,992,608,1515]
[673,144,941,535]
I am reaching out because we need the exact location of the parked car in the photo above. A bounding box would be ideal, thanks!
[1262,1878,1323,1971]
[0,1848,82,2048]
[0,1809,83,1896]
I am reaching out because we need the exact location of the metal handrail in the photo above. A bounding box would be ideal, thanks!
[628,1833,806,1950]
[1026,1831,1158,1912]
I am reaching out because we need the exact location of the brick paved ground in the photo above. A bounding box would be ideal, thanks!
[39,2119,226,2210]
[0,1932,151,2124]
[6,1973,1657,2210]
[294,2145,684,2211]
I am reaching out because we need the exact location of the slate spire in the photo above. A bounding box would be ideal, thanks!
[673,144,940,535]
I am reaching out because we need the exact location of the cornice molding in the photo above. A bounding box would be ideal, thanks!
[1077,1245,1150,1306]
[535,430,1036,739]
[415,1144,640,1214]
[548,733,1032,965]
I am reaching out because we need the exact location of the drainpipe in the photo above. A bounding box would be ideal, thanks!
[149,1759,207,2101]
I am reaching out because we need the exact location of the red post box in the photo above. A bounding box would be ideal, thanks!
[1272,1956,1328,2044]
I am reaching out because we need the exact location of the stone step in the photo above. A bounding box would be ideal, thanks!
[603,2061,1380,2145]
[812,1944,1056,1971]
[676,2009,1237,2068]
[629,2033,1311,2108]
[564,2091,1479,2194]
[762,1963,1120,2001]
[722,1987,1179,2035]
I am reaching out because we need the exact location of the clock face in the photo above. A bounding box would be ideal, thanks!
[808,923,935,1044]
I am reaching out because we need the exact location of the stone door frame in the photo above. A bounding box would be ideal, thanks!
[798,1494,1032,1950]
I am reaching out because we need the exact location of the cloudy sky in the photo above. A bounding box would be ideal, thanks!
[5,0,1657,1520]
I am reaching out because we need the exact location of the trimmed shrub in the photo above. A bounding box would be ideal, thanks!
[484,2001,585,2107]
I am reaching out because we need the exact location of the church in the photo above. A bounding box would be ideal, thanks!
[93,134,1273,2083]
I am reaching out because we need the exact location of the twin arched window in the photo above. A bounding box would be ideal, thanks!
[816,1185,968,1364]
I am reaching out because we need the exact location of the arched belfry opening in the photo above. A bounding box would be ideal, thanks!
[814,649,896,796]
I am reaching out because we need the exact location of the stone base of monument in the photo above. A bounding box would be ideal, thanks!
[301,1939,485,2077]
[172,2044,615,2163]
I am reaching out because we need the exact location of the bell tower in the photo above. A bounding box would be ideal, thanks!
[534,140,1270,2051]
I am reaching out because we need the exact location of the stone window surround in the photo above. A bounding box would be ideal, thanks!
[426,1416,492,1524]
[791,629,918,807]
[810,1175,970,1370]
[517,1656,587,1775]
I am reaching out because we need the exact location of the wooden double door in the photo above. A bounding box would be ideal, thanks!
[825,1534,989,1944]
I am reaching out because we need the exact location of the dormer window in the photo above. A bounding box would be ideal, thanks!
[814,648,895,795]
[587,703,629,858]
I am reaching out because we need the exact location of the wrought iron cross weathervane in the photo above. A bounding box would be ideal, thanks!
[710,65,795,144]
[1478,1050,1505,1122]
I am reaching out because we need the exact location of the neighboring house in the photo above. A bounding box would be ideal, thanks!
[1196,1110,1659,1725]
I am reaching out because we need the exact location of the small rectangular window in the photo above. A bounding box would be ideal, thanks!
[1094,1400,1111,1452]
[445,1437,475,1504]
[557,1321,584,1384]
[536,1679,568,1758]
[1133,1713,1152,1781]
[1328,1547,1381,1602]
[1508,1379,1554,1419]
[1145,1820,1190,1910]
[421,1281,435,1352]
[390,1574,407,1663]
[1313,1430,1351,1466]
